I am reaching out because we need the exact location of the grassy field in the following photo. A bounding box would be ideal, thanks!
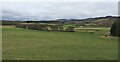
[2,26,118,60]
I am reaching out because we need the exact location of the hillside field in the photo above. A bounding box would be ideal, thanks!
[2,26,118,60]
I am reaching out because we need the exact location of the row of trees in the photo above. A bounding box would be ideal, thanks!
[16,23,75,32]
[2,21,21,25]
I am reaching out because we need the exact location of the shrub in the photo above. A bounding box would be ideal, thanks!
[110,20,120,37]
[50,26,59,31]
[65,26,75,32]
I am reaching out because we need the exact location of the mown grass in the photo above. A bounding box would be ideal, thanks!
[2,26,118,60]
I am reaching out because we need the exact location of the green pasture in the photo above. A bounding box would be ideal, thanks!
[63,24,76,29]
[75,27,110,33]
[2,26,118,60]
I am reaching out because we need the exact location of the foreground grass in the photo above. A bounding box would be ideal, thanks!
[2,26,118,60]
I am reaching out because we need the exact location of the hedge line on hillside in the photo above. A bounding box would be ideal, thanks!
[2,21,21,25]
[16,23,75,32]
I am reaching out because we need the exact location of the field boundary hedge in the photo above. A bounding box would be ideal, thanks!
[16,23,75,32]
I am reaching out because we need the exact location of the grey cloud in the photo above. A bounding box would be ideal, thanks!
[1,2,118,21]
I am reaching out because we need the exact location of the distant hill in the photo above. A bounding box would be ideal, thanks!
[1,16,119,27]
[83,16,119,27]
[55,16,119,27]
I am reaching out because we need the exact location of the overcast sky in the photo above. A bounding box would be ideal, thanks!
[1,2,118,21]
[1,0,119,2]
